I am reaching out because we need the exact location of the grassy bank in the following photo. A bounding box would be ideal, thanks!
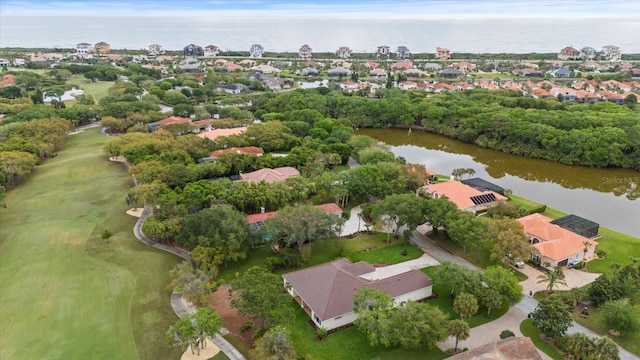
[540,207,640,276]
[0,128,181,360]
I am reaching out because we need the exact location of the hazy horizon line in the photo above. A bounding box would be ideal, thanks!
[1,0,638,18]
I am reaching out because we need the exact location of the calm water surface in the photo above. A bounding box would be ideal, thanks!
[358,128,640,238]
[2,16,639,53]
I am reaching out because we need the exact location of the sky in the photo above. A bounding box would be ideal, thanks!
[1,0,639,18]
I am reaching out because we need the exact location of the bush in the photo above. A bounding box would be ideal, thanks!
[528,204,547,214]
[573,261,584,269]
[596,250,607,258]
[240,321,254,332]
[500,330,515,339]
[252,327,269,341]
[262,250,302,271]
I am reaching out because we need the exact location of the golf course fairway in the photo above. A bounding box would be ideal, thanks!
[0,128,181,360]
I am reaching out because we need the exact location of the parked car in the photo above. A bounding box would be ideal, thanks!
[514,260,525,268]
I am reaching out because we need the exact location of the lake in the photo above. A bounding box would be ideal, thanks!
[357,128,640,238]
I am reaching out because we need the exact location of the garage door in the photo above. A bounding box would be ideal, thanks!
[557,259,569,267]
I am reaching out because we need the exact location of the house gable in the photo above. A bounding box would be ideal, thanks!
[283,258,432,329]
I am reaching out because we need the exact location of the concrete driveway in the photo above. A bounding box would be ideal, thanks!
[359,253,440,280]
[341,205,363,236]
[518,264,601,294]
[437,306,553,360]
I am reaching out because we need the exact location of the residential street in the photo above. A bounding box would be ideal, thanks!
[409,228,639,360]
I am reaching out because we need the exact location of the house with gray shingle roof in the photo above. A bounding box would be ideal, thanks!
[283,258,432,330]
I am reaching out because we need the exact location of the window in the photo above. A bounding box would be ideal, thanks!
[314,314,321,325]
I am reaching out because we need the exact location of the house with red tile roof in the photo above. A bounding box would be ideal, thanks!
[419,180,506,213]
[155,116,192,126]
[197,127,248,141]
[216,62,242,72]
[575,90,601,103]
[597,91,625,104]
[517,213,598,267]
[363,61,379,70]
[0,74,16,88]
[531,88,553,99]
[209,146,264,158]
[247,203,342,229]
[558,46,581,60]
[204,45,220,57]
[390,59,413,70]
[239,166,300,184]
[454,61,476,72]
[283,258,432,330]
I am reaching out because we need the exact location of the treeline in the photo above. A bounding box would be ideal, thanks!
[251,89,640,169]
[0,117,73,188]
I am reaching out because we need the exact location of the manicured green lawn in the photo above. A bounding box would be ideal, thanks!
[0,128,181,360]
[285,296,448,360]
[347,244,423,265]
[428,231,494,268]
[541,207,640,276]
[509,194,546,213]
[343,232,404,253]
[421,267,509,328]
[66,74,115,102]
[519,319,565,360]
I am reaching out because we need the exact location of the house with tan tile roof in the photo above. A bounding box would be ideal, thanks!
[419,180,506,213]
[517,213,598,267]
[369,68,387,77]
[197,127,247,141]
[435,47,450,60]
[239,166,300,184]
[283,258,432,330]
[448,337,542,360]
[397,80,418,90]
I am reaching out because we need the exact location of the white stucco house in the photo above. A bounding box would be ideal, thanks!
[249,44,264,58]
[76,42,93,54]
[283,258,433,331]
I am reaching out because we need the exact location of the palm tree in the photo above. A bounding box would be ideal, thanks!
[536,267,567,293]
[592,336,619,360]
[453,292,479,319]
[568,287,586,308]
[448,319,470,352]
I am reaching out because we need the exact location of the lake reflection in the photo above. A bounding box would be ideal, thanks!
[358,128,640,238]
